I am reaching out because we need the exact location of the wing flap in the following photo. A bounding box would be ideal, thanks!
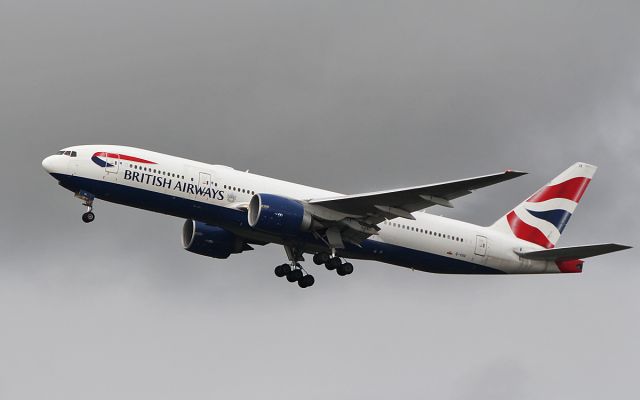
[516,243,631,261]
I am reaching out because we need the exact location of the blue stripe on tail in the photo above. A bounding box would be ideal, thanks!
[526,209,572,233]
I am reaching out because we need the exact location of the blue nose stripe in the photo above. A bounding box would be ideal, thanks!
[526,209,572,233]
[91,155,113,168]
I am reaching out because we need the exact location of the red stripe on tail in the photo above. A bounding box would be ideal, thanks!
[506,211,554,249]
[527,177,591,203]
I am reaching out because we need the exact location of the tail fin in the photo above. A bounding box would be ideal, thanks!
[490,162,597,248]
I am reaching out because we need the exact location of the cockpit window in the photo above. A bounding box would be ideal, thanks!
[56,150,77,157]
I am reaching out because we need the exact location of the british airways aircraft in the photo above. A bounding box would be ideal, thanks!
[42,145,630,288]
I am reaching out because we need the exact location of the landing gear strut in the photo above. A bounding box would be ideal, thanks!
[76,190,96,223]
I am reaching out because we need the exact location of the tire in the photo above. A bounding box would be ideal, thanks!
[82,212,95,223]
[274,264,288,278]
[313,253,330,265]
[286,269,303,282]
[341,262,354,275]
[325,257,342,271]
[298,274,315,288]
[336,265,347,276]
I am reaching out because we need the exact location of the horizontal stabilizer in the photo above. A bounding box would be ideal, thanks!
[516,243,631,261]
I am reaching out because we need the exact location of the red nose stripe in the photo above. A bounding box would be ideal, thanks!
[527,177,591,203]
[93,152,157,164]
[506,211,554,249]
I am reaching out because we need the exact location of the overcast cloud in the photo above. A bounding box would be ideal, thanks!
[1,1,639,399]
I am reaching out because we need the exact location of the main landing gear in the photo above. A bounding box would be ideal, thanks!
[274,263,315,288]
[274,245,316,288]
[275,247,355,289]
[75,190,96,223]
[313,252,354,276]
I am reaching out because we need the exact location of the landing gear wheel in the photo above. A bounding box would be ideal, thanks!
[313,253,330,265]
[286,269,303,283]
[325,257,342,271]
[82,212,95,223]
[337,262,354,276]
[274,264,290,278]
[298,274,315,288]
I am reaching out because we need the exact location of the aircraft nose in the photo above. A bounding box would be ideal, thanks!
[42,155,56,173]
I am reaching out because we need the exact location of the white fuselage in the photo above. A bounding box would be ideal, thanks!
[42,145,562,274]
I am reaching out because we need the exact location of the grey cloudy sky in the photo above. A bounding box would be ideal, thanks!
[1,1,639,399]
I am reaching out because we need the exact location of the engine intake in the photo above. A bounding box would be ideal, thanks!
[182,220,250,259]
[248,193,312,235]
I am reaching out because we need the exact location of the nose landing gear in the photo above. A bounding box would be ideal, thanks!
[75,190,96,223]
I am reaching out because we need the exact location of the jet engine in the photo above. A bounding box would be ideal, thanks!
[248,193,313,236]
[182,220,251,259]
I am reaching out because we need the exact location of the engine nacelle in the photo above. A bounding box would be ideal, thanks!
[248,193,312,235]
[182,220,249,259]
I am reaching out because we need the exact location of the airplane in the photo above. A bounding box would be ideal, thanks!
[42,145,631,288]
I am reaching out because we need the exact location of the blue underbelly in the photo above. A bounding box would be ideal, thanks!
[51,173,503,274]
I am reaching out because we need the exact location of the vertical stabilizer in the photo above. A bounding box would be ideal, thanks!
[489,162,597,248]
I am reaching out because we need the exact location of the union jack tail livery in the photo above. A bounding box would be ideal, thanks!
[490,162,597,248]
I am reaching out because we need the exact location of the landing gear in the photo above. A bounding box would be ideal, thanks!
[274,263,290,278]
[313,252,330,265]
[75,190,96,223]
[324,256,354,276]
[325,256,342,271]
[276,247,355,288]
[276,246,315,288]
[337,262,354,276]
[82,212,95,223]
[298,274,315,288]
[286,268,304,283]
[274,263,314,288]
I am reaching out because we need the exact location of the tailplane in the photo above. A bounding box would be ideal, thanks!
[490,162,597,248]
[515,243,631,261]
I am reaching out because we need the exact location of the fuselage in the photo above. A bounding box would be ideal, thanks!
[42,145,564,275]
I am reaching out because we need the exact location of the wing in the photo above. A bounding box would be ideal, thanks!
[309,170,527,220]
[305,170,526,248]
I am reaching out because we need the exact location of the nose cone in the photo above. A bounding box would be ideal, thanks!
[42,155,56,173]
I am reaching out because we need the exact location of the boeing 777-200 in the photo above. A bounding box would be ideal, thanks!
[42,145,631,288]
